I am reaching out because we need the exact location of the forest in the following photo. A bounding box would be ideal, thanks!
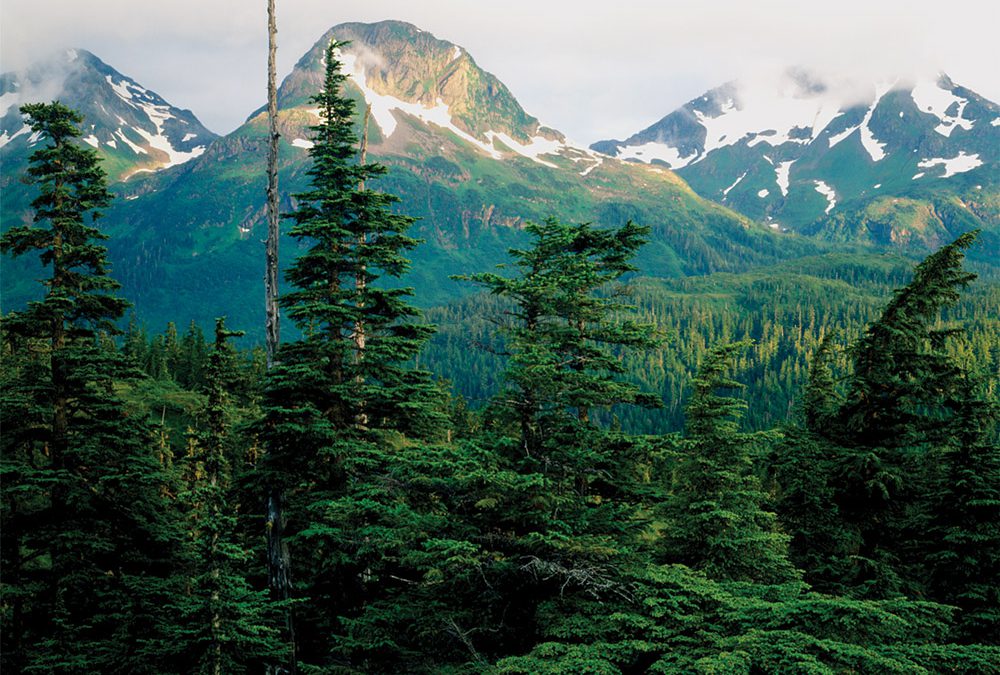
[2,43,999,674]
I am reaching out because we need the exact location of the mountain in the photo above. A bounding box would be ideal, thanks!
[593,71,999,252]
[5,21,806,334]
[1,48,217,183]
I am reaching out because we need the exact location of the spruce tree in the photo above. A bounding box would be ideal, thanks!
[463,217,660,462]
[0,102,180,672]
[666,341,796,584]
[256,40,444,667]
[177,318,282,673]
[838,231,980,448]
[771,334,856,592]
[458,217,665,656]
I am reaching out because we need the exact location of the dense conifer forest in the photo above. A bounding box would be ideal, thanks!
[2,45,998,674]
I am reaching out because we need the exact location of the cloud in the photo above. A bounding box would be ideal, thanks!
[2,0,997,141]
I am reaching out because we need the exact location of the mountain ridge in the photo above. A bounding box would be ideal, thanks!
[592,69,999,250]
[20,20,799,333]
[0,48,218,182]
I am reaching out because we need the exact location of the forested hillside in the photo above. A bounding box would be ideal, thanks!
[425,255,1000,432]
[2,40,999,675]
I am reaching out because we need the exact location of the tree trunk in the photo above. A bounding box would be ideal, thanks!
[50,179,70,631]
[264,0,281,369]
[267,488,296,673]
[265,2,296,672]
[354,104,371,428]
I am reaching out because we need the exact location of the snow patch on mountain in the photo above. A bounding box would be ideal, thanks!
[859,82,891,161]
[292,138,314,149]
[617,141,697,168]
[338,49,584,168]
[0,91,21,118]
[340,51,498,154]
[911,79,974,137]
[775,161,793,196]
[828,125,859,148]
[486,131,560,168]
[0,124,29,149]
[103,72,206,167]
[723,171,748,197]
[814,180,836,214]
[696,80,843,155]
[579,155,603,176]
[115,128,147,155]
[82,134,99,148]
[131,99,205,167]
[917,151,982,178]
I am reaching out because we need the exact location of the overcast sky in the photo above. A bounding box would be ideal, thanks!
[2,0,998,142]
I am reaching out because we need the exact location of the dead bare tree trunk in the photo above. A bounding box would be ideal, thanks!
[264,1,296,673]
[264,0,281,369]
[354,104,371,428]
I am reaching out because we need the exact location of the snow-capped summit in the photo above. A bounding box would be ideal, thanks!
[0,49,218,181]
[266,21,602,173]
[592,70,999,244]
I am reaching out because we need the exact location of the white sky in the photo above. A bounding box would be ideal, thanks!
[2,0,998,142]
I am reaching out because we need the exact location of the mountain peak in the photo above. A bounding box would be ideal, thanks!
[591,69,998,245]
[276,21,555,147]
[1,48,218,180]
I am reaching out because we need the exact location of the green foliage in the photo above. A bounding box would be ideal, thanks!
[171,318,283,673]
[0,102,183,673]
[838,230,981,448]
[664,342,796,584]
[255,42,447,669]
[460,217,662,450]
[4,93,999,675]
[496,565,1000,674]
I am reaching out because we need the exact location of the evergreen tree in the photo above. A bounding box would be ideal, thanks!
[0,102,181,673]
[803,330,841,431]
[838,231,980,448]
[825,231,989,597]
[771,334,856,592]
[256,40,444,668]
[456,217,666,659]
[462,217,661,478]
[924,383,1000,643]
[176,318,282,673]
[666,341,796,584]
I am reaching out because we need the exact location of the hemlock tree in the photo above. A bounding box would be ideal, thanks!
[256,40,444,667]
[0,102,181,673]
[838,231,981,448]
[770,334,857,593]
[924,386,1000,644]
[461,218,663,548]
[827,231,988,597]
